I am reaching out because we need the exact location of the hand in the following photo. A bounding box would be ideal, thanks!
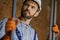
[5,17,16,33]
[3,34,10,40]
[52,24,60,37]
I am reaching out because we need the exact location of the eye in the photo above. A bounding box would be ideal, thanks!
[31,6,35,9]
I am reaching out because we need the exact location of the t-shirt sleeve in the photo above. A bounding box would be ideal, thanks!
[0,18,7,39]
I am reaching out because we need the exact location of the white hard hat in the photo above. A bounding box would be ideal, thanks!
[22,0,41,11]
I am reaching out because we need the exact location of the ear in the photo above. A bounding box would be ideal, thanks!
[34,10,40,17]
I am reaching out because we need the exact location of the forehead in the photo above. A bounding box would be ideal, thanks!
[24,1,38,6]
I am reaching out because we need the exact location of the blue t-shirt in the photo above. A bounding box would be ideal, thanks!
[0,18,38,40]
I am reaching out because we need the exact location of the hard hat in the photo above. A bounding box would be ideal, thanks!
[22,0,41,11]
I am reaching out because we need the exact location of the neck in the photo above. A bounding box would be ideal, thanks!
[20,17,32,25]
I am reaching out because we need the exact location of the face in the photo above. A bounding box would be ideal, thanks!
[21,1,38,19]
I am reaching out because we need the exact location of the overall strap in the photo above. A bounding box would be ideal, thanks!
[34,31,36,40]
[16,27,22,40]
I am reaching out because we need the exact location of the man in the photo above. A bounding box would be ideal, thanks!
[0,0,59,40]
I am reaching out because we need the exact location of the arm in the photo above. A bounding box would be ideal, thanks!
[47,24,59,40]
[0,18,7,39]
[3,18,16,40]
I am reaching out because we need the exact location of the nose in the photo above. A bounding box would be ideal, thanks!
[27,6,30,10]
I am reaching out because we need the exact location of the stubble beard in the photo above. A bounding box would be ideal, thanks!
[21,10,33,19]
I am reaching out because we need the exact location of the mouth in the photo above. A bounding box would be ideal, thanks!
[23,11,30,16]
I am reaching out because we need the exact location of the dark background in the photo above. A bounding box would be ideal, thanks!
[0,0,60,40]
